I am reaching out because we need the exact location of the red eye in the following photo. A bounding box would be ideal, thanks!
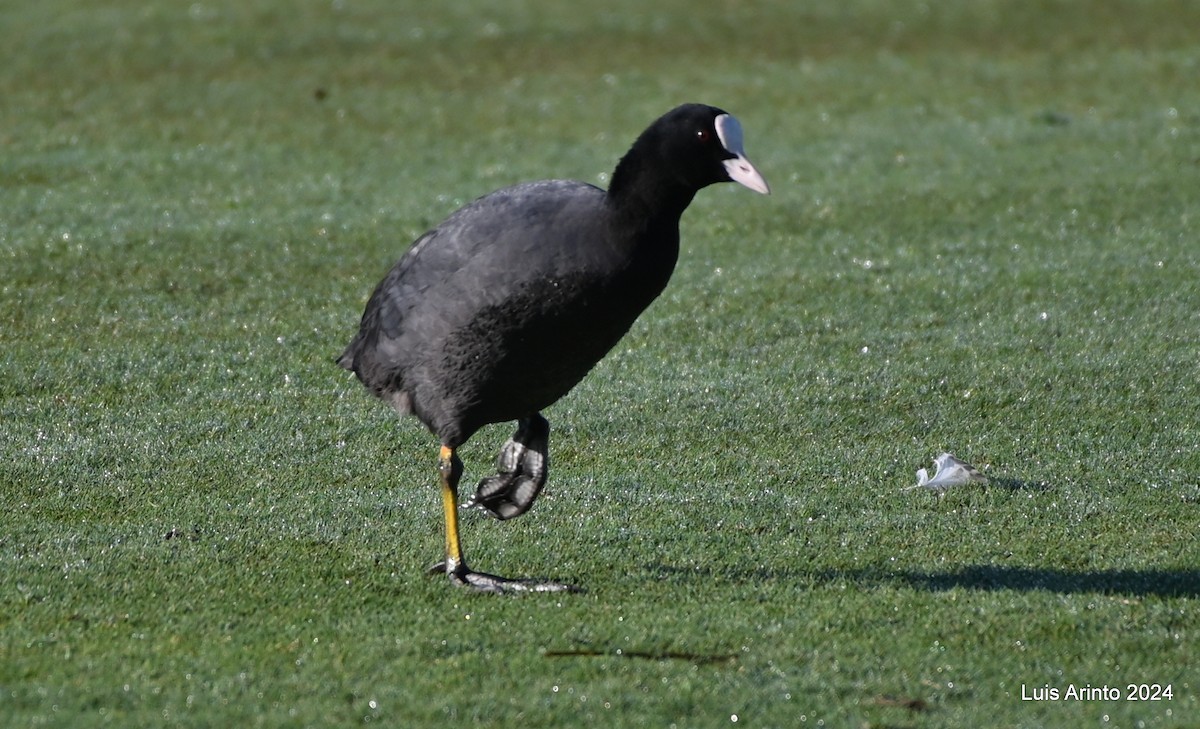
[696,128,710,142]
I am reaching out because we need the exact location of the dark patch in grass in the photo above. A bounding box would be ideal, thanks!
[898,566,1200,598]
[1033,109,1072,126]
[872,694,931,712]
[544,647,738,665]
[987,476,1051,491]
[648,563,1200,598]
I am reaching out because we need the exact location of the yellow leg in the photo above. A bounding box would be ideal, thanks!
[439,445,465,572]
[430,442,577,593]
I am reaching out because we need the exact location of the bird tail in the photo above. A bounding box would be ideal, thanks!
[335,340,358,371]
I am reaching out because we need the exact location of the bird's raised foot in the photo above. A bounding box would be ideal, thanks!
[465,414,550,521]
[427,561,580,594]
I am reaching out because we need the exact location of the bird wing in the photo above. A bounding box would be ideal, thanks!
[370,180,607,334]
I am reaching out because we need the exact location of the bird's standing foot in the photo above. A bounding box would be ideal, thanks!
[427,560,579,594]
[466,413,550,520]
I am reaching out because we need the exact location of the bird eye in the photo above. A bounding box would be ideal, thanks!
[695,128,711,143]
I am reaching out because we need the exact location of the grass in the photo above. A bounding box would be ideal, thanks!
[2,0,1198,726]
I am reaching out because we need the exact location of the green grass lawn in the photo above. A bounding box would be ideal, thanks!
[3,0,1198,726]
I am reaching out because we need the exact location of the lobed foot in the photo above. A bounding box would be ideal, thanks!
[427,560,579,594]
[466,413,550,520]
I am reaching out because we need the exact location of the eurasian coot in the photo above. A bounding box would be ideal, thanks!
[339,103,768,592]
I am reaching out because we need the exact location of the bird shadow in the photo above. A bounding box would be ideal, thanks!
[645,563,1200,599]
[882,565,1199,598]
[909,475,1051,493]
[986,476,1051,491]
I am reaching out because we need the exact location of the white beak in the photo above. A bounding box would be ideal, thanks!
[715,113,770,195]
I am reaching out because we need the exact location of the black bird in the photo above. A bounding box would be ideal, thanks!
[338,103,769,592]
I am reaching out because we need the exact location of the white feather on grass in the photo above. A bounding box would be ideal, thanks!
[907,452,988,492]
